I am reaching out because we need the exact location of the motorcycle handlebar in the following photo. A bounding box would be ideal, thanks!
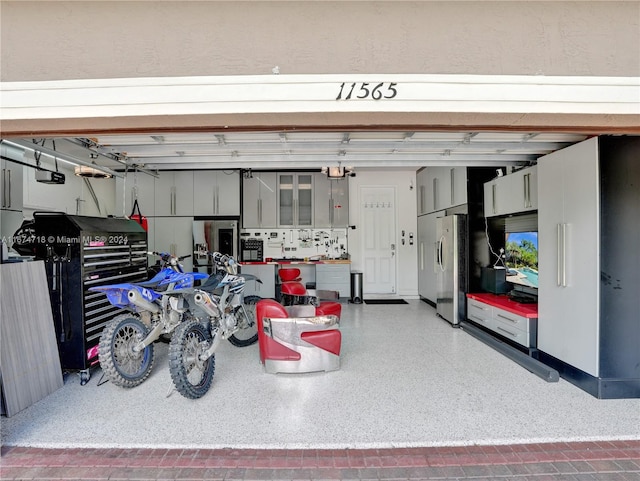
[192,250,237,266]
[148,251,191,267]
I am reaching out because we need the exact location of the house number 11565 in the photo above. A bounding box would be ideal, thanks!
[336,82,398,100]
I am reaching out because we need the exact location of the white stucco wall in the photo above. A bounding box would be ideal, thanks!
[2,1,638,81]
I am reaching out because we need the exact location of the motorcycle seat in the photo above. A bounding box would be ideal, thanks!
[136,279,168,291]
[198,272,224,292]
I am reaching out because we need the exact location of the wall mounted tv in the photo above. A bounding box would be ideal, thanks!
[504,231,538,289]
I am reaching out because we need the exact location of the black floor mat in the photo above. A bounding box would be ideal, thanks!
[364,299,408,305]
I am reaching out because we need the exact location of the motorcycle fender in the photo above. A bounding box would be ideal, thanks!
[89,284,136,308]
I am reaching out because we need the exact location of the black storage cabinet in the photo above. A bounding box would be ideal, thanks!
[31,213,148,377]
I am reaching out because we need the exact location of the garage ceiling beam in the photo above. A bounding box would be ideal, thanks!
[135,152,532,169]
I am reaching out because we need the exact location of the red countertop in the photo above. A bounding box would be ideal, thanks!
[467,292,538,318]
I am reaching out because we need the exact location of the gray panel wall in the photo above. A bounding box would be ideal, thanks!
[599,136,640,381]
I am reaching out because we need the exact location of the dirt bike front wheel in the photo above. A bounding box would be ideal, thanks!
[228,295,261,347]
[168,319,215,399]
[98,314,155,388]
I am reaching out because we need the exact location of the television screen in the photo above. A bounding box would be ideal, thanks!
[504,231,538,288]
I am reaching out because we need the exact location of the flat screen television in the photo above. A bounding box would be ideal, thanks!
[504,231,538,290]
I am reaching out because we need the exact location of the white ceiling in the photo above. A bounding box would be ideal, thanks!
[7,130,590,175]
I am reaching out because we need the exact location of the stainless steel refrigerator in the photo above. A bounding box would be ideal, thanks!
[192,219,239,274]
[436,214,468,326]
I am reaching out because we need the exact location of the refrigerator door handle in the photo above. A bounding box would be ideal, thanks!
[433,241,439,273]
[562,223,568,287]
[438,235,446,271]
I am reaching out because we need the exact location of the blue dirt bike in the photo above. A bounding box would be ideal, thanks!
[89,252,208,388]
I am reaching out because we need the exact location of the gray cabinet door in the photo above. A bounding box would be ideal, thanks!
[242,172,277,228]
[278,173,313,227]
[435,167,452,212]
[451,167,467,207]
[117,171,155,217]
[154,171,193,216]
[416,168,429,215]
[313,173,332,227]
[538,137,600,376]
[194,170,240,216]
[315,174,349,228]
[240,264,275,298]
[1,157,23,212]
[330,178,349,227]
[152,216,194,272]
[215,170,240,216]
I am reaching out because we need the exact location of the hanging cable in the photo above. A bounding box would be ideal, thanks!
[485,216,505,269]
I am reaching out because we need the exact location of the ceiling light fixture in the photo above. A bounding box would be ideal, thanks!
[74,165,113,179]
[327,166,345,178]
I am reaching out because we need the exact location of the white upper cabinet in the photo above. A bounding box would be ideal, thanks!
[193,170,240,217]
[484,165,538,217]
[242,172,277,228]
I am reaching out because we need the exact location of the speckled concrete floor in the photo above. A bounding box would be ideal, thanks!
[2,300,639,450]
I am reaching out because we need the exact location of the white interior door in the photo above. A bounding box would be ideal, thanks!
[360,186,397,294]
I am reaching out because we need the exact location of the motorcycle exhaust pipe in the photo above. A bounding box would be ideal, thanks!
[128,289,161,313]
[193,290,219,318]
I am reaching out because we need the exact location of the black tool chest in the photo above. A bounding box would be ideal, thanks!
[28,213,148,381]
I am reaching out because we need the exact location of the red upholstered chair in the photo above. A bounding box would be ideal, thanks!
[280,280,310,306]
[278,268,301,282]
[280,281,342,320]
[315,300,342,318]
[256,299,341,374]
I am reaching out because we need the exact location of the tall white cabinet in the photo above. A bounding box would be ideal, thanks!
[537,137,600,377]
